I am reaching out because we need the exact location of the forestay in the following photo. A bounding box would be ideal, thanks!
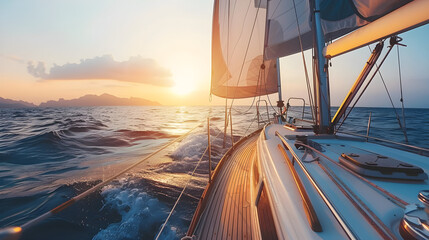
[211,0,278,99]
[264,0,411,59]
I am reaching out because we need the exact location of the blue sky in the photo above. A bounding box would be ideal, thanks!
[0,0,428,107]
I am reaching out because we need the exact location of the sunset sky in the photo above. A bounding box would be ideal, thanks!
[1,0,429,107]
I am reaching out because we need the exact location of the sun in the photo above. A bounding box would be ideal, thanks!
[170,71,196,96]
[172,84,194,95]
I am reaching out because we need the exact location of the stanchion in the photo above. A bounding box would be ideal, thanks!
[208,117,212,184]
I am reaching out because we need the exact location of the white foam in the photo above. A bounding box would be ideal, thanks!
[92,179,178,240]
[159,127,227,174]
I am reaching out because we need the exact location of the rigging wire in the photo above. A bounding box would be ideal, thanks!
[312,47,318,126]
[230,96,257,114]
[155,145,208,240]
[241,113,259,138]
[335,43,390,132]
[335,42,407,137]
[351,44,407,141]
[155,140,211,240]
[396,44,408,142]
[370,46,404,129]
[291,0,315,121]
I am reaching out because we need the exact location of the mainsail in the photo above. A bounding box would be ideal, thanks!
[211,0,278,99]
[264,0,413,60]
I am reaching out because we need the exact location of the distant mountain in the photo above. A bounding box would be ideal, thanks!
[39,93,161,107]
[0,97,37,108]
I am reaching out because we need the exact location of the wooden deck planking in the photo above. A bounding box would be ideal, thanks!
[227,139,252,240]
[203,148,239,239]
[193,135,257,239]
[237,142,252,240]
[203,156,234,239]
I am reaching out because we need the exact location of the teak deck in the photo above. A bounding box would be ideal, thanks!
[190,134,258,239]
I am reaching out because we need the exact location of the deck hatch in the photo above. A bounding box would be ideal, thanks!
[339,152,428,180]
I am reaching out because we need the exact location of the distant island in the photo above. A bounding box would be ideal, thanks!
[0,94,161,108]
[0,97,37,108]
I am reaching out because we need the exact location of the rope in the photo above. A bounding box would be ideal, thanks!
[20,121,204,231]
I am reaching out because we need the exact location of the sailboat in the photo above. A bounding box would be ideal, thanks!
[185,0,429,239]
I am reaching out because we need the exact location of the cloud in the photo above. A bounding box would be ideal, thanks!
[27,55,173,87]
[27,61,48,78]
[1,55,26,64]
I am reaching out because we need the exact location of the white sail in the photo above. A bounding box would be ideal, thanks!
[211,0,278,99]
[264,0,411,60]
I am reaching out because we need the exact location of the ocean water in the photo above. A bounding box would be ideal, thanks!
[0,105,428,240]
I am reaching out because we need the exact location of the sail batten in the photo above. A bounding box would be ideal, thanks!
[324,0,429,58]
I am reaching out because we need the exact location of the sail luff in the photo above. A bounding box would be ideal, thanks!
[324,0,429,58]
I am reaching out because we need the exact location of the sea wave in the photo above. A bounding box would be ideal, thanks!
[2,106,425,240]
[116,129,179,140]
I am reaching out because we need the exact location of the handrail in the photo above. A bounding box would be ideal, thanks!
[293,141,408,208]
[277,145,322,232]
[275,131,357,240]
[285,97,306,120]
[337,130,429,155]
[256,100,271,127]
[315,154,397,239]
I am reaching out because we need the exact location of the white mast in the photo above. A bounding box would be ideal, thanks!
[313,0,331,133]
